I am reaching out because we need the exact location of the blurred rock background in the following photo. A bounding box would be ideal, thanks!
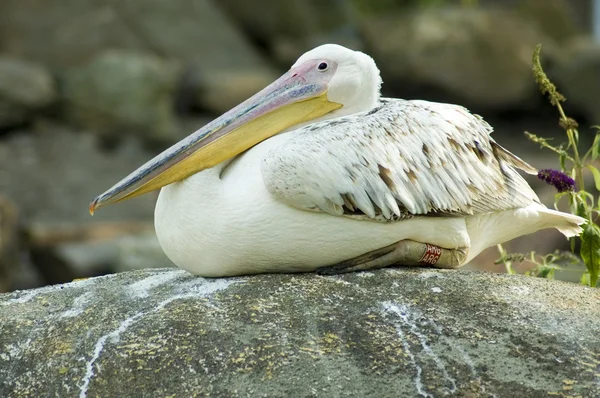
[0,0,598,292]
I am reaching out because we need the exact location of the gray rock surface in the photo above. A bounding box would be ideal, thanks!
[0,0,268,71]
[0,196,19,292]
[63,50,180,144]
[514,0,583,44]
[217,0,362,65]
[361,7,555,110]
[115,233,173,273]
[0,125,161,287]
[186,68,278,115]
[56,232,172,276]
[0,268,598,397]
[0,57,56,129]
[0,126,157,225]
[553,38,600,125]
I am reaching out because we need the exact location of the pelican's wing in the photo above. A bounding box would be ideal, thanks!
[261,98,541,221]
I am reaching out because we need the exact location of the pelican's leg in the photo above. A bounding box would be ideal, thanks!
[316,240,468,275]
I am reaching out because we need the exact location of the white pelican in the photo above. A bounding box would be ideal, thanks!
[90,44,585,277]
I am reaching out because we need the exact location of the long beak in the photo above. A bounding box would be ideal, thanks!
[89,64,342,214]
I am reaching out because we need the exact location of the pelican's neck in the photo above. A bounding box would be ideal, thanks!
[281,93,381,134]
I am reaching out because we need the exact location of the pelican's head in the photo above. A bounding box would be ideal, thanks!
[89,44,382,213]
[292,44,381,118]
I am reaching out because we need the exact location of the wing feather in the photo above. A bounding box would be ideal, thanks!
[261,98,541,222]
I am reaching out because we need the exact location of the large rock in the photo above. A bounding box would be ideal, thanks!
[0,125,161,287]
[115,233,172,273]
[0,0,268,71]
[0,196,19,292]
[513,0,583,44]
[0,57,56,129]
[0,268,598,397]
[63,50,180,144]
[183,66,278,115]
[360,7,556,110]
[551,38,600,125]
[0,0,277,137]
[55,232,172,276]
[184,0,362,114]
[216,0,363,66]
[0,125,156,226]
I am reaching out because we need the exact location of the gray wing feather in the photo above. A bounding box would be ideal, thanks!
[261,98,540,222]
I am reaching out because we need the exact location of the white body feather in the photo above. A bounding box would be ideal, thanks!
[155,99,584,277]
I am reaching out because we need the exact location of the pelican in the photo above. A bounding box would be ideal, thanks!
[90,44,585,277]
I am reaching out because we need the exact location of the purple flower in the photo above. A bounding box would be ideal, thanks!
[537,169,576,192]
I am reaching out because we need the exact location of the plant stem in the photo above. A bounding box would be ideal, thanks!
[556,102,585,191]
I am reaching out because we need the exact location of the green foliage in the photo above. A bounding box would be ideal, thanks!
[496,45,600,287]
[496,245,584,281]
[581,224,600,285]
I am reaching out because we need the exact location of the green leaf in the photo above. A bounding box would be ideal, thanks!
[553,191,569,210]
[559,152,567,171]
[580,272,590,286]
[586,165,600,192]
[591,133,600,161]
[580,223,600,287]
[577,191,595,215]
[576,200,587,218]
[537,266,554,279]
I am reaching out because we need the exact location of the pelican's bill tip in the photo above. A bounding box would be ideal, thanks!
[89,197,100,216]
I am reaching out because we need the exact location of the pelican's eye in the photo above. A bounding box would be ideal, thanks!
[317,62,329,71]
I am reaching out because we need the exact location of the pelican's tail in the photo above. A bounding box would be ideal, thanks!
[507,205,586,241]
[537,207,586,238]
[464,204,586,263]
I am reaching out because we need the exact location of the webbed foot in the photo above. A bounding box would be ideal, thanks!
[316,240,468,275]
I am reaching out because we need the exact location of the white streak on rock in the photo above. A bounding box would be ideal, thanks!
[78,277,241,398]
[448,340,496,398]
[61,292,93,318]
[79,313,143,398]
[398,304,457,393]
[382,302,460,395]
[356,272,375,278]
[4,290,42,305]
[426,318,484,392]
[1,339,32,360]
[417,271,445,279]
[511,286,530,296]
[382,302,431,398]
[178,277,242,297]
[2,274,117,306]
[127,270,186,298]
